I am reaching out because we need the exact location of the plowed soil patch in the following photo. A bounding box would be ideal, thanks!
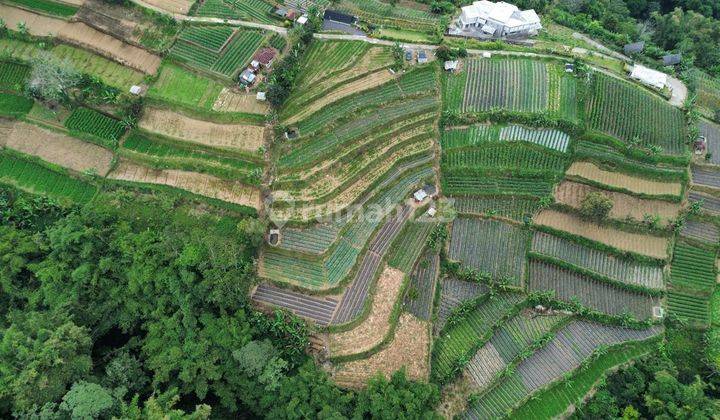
[109,160,261,209]
[139,108,265,153]
[555,181,681,225]
[0,5,66,35]
[287,69,397,124]
[212,88,269,114]
[534,209,669,259]
[566,161,682,196]
[141,0,195,14]
[2,122,113,175]
[328,266,405,357]
[332,313,430,388]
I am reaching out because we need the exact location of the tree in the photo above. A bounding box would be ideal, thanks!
[353,369,440,419]
[26,51,81,104]
[579,192,614,221]
[0,310,92,413]
[59,382,117,419]
[102,352,149,397]
[644,371,717,418]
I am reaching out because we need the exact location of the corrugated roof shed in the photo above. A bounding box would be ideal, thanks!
[624,41,645,54]
[663,54,682,66]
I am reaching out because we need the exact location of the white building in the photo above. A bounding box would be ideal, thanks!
[454,1,541,38]
[630,65,668,90]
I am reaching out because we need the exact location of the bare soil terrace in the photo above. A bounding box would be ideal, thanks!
[566,161,682,197]
[1,121,114,175]
[328,266,405,357]
[109,160,261,209]
[534,209,670,259]
[332,313,430,388]
[555,181,681,225]
[212,88,270,114]
[139,107,265,154]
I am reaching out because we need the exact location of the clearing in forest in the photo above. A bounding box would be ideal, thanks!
[332,313,430,388]
[554,180,681,224]
[109,159,261,209]
[2,121,114,175]
[328,266,405,357]
[534,209,670,259]
[566,161,682,196]
[139,107,265,153]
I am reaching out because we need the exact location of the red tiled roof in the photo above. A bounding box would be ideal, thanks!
[253,48,277,65]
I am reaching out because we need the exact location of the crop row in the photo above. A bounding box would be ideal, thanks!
[121,131,262,185]
[466,312,566,391]
[0,61,29,92]
[680,220,720,244]
[666,290,710,325]
[435,277,490,335]
[574,139,686,180]
[404,250,438,321]
[279,97,438,169]
[701,120,720,165]
[170,26,264,78]
[499,125,570,153]
[296,65,437,135]
[194,0,277,24]
[278,222,343,255]
[530,232,664,290]
[0,94,33,118]
[442,173,554,197]
[7,0,78,17]
[586,73,686,155]
[464,321,661,419]
[0,153,96,203]
[453,196,542,222]
[294,41,369,90]
[449,217,528,285]
[461,58,549,113]
[336,0,438,32]
[432,293,524,382]
[528,260,659,320]
[441,124,569,153]
[668,243,716,294]
[64,107,126,148]
[442,143,568,173]
[387,221,434,273]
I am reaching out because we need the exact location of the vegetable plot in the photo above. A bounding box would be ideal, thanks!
[64,107,126,149]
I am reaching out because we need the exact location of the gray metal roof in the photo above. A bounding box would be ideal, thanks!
[624,41,645,54]
[663,54,682,65]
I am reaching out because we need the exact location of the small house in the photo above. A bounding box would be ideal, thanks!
[253,48,277,68]
[239,68,256,86]
[286,9,297,20]
[564,63,574,73]
[427,207,437,217]
[256,91,267,101]
[629,65,668,90]
[663,54,682,66]
[405,50,414,61]
[275,7,288,17]
[423,184,437,198]
[444,60,459,72]
[296,15,308,25]
[250,60,261,70]
[418,50,428,64]
[268,229,280,246]
[623,41,644,55]
[413,189,428,202]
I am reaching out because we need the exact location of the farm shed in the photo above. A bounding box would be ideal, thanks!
[414,189,428,202]
[418,50,428,64]
[297,15,308,25]
[253,48,277,67]
[663,54,682,66]
[444,60,459,71]
[630,65,668,90]
[324,9,357,25]
[239,68,256,85]
[624,41,645,55]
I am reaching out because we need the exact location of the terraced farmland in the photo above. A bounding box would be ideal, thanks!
[0,61,29,91]
[449,218,529,285]
[64,107,126,149]
[466,312,567,391]
[435,278,489,334]
[574,140,687,180]
[0,152,97,203]
[694,70,720,119]
[442,173,554,197]
[693,165,720,190]
[689,191,720,216]
[586,72,686,155]
[442,142,569,173]
[147,64,224,111]
[567,161,683,197]
[432,292,524,382]
[464,321,662,419]
[453,196,542,222]
[169,25,265,79]
[336,0,438,33]
[700,119,720,166]
[528,260,660,320]
[531,232,664,290]
[194,0,277,23]
[441,124,570,153]
[403,250,439,321]
[387,222,434,273]
[681,220,720,244]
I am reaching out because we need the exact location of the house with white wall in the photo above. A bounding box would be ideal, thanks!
[450,1,542,38]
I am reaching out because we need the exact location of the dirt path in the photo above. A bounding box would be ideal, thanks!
[534,209,670,259]
[139,107,265,153]
[566,162,682,197]
[3,122,113,175]
[109,159,262,209]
